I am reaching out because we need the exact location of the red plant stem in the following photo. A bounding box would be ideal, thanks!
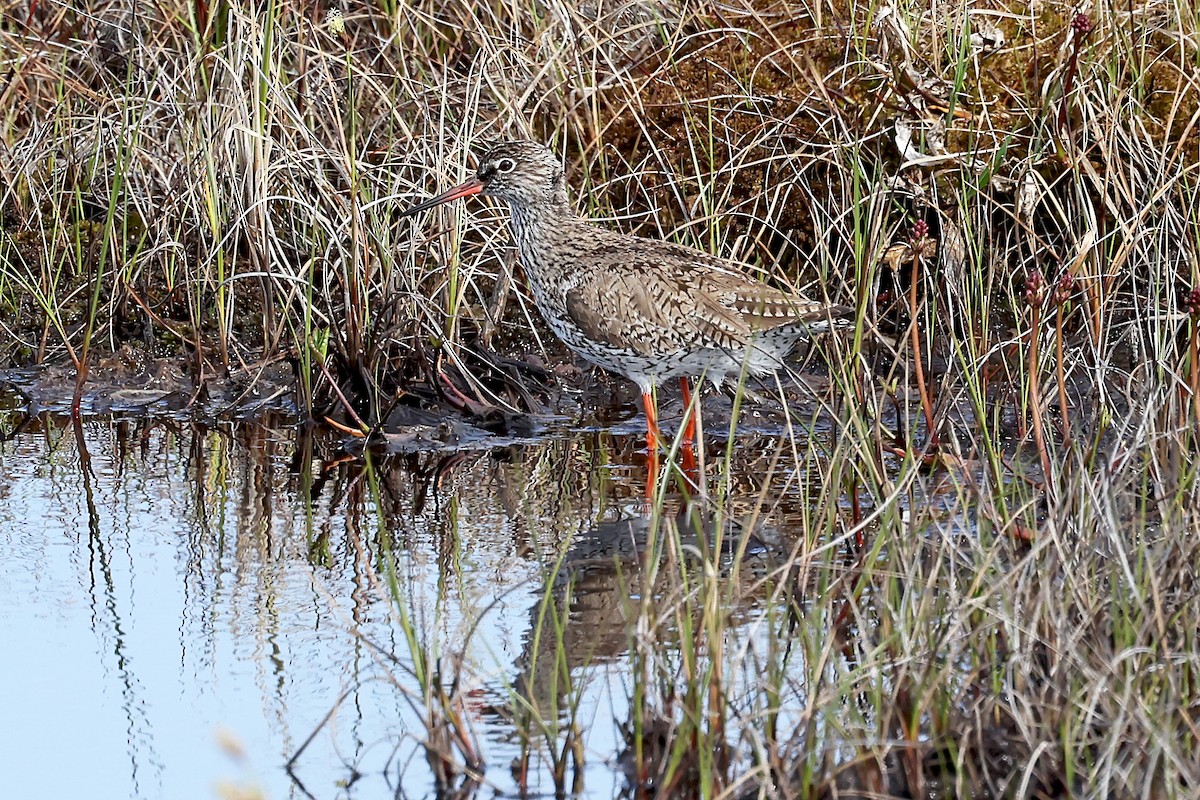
[1028,305,1053,483]
[1191,322,1200,443]
[909,255,937,448]
[1055,304,1071,444]
[1057,48,1081,133]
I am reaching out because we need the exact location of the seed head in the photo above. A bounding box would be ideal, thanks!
[908,219,936,259]
[910,219,929,243]
[1053,272,1074,306]
[1183,288,1200,318]
[1024,270,1046,307]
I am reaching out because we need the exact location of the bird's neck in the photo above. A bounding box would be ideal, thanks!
[504,198,582,303]
[507,195,574,230]
[506,198,579,261]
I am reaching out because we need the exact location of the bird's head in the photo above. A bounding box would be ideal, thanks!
[402,140,567,216]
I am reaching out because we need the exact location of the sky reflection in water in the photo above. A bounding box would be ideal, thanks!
[0,415,673,799]
[0,409,830,800]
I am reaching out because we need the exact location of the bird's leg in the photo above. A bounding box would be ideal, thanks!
[642,388,664,451]
[679,377,699,483]
[642,389,660,503]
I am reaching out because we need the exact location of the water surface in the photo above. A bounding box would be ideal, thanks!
[1,406,832,799]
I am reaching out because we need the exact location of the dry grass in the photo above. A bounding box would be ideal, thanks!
[3,0,1200,796]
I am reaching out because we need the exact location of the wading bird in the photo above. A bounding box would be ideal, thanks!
[404,141,850,498]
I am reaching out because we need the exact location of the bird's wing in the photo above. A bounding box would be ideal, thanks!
[680,249,848,332]
[562,263,751,357]
[705,274,844,331]
[560,232,848,355]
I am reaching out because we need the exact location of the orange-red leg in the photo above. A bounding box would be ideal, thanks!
[642,390,660,502]
[679,377,699,483]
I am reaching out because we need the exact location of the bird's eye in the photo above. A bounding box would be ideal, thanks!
[496,158,516,173]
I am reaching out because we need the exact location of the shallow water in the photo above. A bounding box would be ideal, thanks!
[0,400,853,800]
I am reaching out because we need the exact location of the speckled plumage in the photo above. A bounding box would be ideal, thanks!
[404,140,852,395]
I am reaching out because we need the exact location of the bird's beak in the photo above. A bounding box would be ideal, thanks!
[401,177,485,217]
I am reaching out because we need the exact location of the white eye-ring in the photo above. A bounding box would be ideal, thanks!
[496,157,516,173]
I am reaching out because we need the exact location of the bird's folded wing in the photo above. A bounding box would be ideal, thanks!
[698,266,842,332]
[724,288,842,330]
[563,270,750,357]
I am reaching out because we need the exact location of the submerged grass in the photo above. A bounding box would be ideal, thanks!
[4,0,1200,796]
